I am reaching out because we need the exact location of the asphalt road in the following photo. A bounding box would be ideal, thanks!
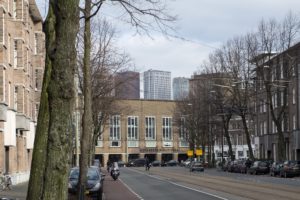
[119,166,300,200]
[119,168,226,200]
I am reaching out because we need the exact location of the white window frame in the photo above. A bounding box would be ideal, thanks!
[13,0,17,19]
[292,88,296,104]
[162,117,172,141]
[145,116,156,140]
[127,116,138,140]
[13,40,17,68]
[109,115,121,141]
[14,86,18,110]
[293,115,296,130]
[34,32,38,54]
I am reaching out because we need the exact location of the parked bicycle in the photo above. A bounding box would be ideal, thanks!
[0,172,12,190]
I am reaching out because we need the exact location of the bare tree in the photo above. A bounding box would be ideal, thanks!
[249,13,300,161]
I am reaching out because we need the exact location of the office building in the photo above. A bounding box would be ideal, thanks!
[173,77,189,100]
[144,69,171,100]
[115,71,140,99]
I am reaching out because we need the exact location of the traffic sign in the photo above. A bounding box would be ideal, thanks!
[196,149,203,156]
[187,150,193,157]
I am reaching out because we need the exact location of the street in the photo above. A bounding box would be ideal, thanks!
[119,166,300,200]
[1,167,300,200]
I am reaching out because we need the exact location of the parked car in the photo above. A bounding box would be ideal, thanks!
[151,160,161,167]
[190,162,204,172]
[227,161,238,173]
[92,159,101,168]
[166,160,178,166]
[248,161,270,175]
[68,167,105,200]
[270,161,283,177]
[236,160,248,174]
[117,160,126,167]
[279,160,300,178]
[130,158,147,167]
[182,158,192,167]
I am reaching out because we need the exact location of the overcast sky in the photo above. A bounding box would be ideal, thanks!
[36,0,300,79]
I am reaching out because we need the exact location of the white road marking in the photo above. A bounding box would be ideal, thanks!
[119,177,144,200]
[127,168,229,200]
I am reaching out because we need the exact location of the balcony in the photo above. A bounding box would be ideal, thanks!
[0,103,7,121]
[128,140,139,147]
[145,140,156,148]
[179,140,189,147]
[162,141,173,147]
[16,114,30,130]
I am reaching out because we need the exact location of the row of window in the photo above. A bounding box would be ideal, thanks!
[109,116,174,141]
[256,114,297,136]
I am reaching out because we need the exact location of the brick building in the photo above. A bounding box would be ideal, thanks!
[94,99,190,166]
[0,0,44,184]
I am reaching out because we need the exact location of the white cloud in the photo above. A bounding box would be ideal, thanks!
[117,34,218,78]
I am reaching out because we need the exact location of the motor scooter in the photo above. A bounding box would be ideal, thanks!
[110,162,120,180]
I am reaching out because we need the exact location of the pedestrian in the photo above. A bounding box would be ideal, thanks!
[107,160,111,173]
[145,157,150,171]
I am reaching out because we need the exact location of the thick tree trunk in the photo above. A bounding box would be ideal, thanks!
[277,124,286,161]
[41,1,79,199]
[241,115,255,160]
[79,0,94,198]
[222,117,234,161]
[26,6,54,199]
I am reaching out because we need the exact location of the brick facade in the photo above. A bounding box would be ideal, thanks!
[0,0,44,184]
[92,99,190,167]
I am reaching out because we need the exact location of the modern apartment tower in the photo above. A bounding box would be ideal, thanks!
[115,71,140,99]
[0,0,45,184]
[144,69,171,100]
[172,77,189,100]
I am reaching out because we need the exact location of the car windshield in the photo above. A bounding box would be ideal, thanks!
[69,168,99,181]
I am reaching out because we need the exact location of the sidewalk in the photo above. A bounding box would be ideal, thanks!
[102,170,140,200]
[0,182,27,200]
[0,170,139,200]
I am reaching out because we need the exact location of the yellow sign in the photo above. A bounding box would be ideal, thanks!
[187,150,193,157]
[196,149,203,156]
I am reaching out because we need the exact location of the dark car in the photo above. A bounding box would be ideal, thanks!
[118,160,126,167]
[68,167,105,200]
[131,158,146,167]
[166,160,178,166]
[270,161,283,177]
[279,160,300,178]
[248,161,269,175]
[151,160,161,167]
[190,162,204,172]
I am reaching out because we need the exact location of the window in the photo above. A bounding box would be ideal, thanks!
[35,69,39,90]
[14,86,18,110]
[293,115,296,130]
[162,117,172,140]
[281,91,284,106]
[13,40,17,68]
[264,121,267,135]
[0,9,4,44]
[127,116,138,140]
[7,34,10,64]
[13,0,17,19]
[8,82,11,106]
[293,88,296,104]
[109,115,121,141]
[0,69,5,102]
[145,117,155,140]
[180,117,188,140]
[34,33,38,54]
